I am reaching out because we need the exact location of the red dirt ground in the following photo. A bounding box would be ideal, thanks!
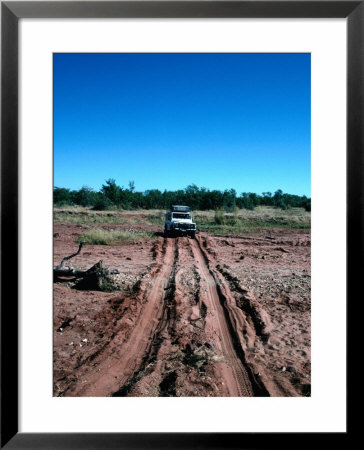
[53,221,310,397]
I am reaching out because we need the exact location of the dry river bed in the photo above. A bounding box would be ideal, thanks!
[53,223,311,397]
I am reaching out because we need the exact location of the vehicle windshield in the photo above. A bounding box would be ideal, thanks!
[172,213,191,219]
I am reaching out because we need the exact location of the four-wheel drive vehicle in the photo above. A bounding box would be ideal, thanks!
[164,205,197,238]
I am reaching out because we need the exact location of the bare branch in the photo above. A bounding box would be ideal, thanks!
[56,242,84,270]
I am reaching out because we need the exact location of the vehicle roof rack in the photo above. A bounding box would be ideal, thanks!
[170,205,190,212]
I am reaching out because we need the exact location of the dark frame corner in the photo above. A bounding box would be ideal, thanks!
[1,1,358,448]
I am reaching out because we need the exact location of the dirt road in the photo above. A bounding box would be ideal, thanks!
[54,224,310,397]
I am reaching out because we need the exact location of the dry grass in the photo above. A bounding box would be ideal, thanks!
[55,206,310,236]
[77,229,156,245]
[194,206,310,234]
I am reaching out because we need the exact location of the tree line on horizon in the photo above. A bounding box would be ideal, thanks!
[53,179,311,212]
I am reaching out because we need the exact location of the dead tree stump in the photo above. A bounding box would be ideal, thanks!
[53,242,120,291]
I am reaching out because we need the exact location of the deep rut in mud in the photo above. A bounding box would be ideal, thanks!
[189,239,253,396]
[65,237,178,396]
[62,236,270,397]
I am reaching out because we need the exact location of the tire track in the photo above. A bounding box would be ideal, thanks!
[64,234,268,397]
[68,237,177,397]
[115,236,220,397]
[215,264,272,343]
[189,238,254,397]
[112,241,179,396]
[114,237,196,397]
[193,235,270,396]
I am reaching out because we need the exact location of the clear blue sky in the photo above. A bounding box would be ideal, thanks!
[54,53,310,196]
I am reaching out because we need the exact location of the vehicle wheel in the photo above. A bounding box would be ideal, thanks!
[190,231,196,239]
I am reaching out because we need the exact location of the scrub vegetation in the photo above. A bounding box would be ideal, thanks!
[54,180,311,212]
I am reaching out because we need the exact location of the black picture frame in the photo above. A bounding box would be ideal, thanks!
[1,1,357,448]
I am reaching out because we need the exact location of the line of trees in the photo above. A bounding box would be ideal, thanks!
[54,179,311,212]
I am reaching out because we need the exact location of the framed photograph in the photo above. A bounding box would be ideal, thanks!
[2,1,357,448]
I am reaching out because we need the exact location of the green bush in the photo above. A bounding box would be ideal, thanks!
[230,207,239,225]
[214,209,225,225]
[54,182,311,212]
[92,197,114,211]
[303,198,311,212]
